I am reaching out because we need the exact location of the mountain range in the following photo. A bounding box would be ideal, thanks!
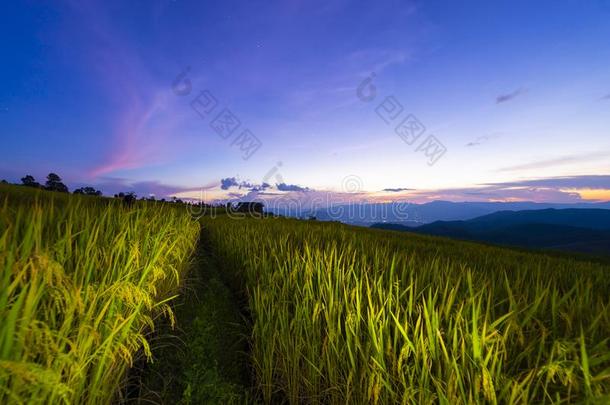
[371,208,610,256]
[270,200,610,226]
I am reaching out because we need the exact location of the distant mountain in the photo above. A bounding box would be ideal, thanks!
[268,201,610,225]
[371,208,610,256]
[448,208,610,230]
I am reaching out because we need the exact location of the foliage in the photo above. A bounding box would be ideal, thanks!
[73,186,102,196]
[0,184,199,404]
[3,182,609,404]
[20,174,40,188]
[130,235,251,404]
[44,173,69,193]
[114,191,137,205]
[204,216,610,404]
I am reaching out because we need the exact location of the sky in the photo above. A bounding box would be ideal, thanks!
[1,0,609,205]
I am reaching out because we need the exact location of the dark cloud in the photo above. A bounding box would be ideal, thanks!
[276,183,310,192]
[496,88,526,104]
[382,187,414,192]
[220,177,239,190]
[249,182,271,192]
[220,177,271,191]
[220,177,311,194]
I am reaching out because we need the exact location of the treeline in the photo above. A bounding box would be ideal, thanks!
[4,173,169,202]
[1,173,267,215]
[4,173,102,196]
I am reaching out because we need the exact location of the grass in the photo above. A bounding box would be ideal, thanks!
[2,184,610,404]
[0,184,199,403]
[203,216,610,404]
[129,230,252,404]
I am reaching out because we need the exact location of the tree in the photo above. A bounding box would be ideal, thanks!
[74,186,102,196]
[1,179,8,184]
[116,191,136,206]
[21,175,41,188]
[235,202,264,215]
[45,173,68,193]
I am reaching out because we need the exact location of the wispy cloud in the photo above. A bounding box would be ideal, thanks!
[497,151,610,172]
[484,175,610,189]
[382,187,414,192]
[466,132,504,147]
[465,136,489,147]
[62,1,186,178]
[348,48,410,75]
[496,88,526,104]
[89,177,215,197]
[389,175,610,203]
[600,93,610,101]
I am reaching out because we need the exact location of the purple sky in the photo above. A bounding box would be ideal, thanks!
[1,0,609,204]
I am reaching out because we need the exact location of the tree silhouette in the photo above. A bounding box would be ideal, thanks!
[21,175,41,188]
[45,173,69,193]
[115,191,136,206]
[235,202,264,214]
[74,186,102,196]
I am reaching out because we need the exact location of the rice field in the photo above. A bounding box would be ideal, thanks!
[2,184,610,403]
[0,185,199,403]
[203,216,610,404]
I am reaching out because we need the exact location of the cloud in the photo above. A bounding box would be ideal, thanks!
[61,2,188,178]
[348,48,410,74]
[353,175,610,204]
[382,187,414,192]
[220,177,272,191]
[90,177,215,197]
[497,151,610,172]
[600,93,610,101]
[224,174,609,208]
[466,136,490,147]
[182,173,610,208]
[250,182,271,191]
[221,177,310,194]
[484,175,610,189]
[390,175,610,204]
[220,177,239,190]
[276,183,310,192]
[496,88,526,104]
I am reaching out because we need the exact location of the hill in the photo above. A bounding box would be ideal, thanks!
[372,208,610,255]
[3,184,610,403]
[271,200,610,225]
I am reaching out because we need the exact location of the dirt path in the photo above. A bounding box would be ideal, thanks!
[123,228,253,404]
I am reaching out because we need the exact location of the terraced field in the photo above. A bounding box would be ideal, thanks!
[1,185,609,403]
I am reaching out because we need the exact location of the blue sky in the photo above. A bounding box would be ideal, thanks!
[1,0,609,203]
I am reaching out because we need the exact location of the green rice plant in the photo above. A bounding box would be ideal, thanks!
[203,216,610,404]
[0,184,199,404]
